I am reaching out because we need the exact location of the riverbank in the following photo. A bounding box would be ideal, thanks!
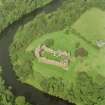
[0,0,52,37]
[0,0,75,105]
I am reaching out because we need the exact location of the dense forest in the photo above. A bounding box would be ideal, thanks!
[0,66,31,105]
[0,0,52,36]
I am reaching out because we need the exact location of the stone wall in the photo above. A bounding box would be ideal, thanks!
[35,45,70,70]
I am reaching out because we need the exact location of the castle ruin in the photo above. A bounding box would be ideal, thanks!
[35,45,70,70]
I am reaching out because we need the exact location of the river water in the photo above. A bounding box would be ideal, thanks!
[0,0,75,105]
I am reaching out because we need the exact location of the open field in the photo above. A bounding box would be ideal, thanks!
[26,29,98,82]
[72,8,105,46]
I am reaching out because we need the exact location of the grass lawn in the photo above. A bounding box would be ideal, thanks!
[25,29,98,84]
[43,51,62,62]
[72,8,105,46]
[0,1,2,6]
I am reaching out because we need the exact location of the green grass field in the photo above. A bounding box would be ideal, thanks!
[43,51,62,62]
[25,29,99,86]
[72,8,105,46]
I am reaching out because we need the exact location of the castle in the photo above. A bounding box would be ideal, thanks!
[35,45,70,70]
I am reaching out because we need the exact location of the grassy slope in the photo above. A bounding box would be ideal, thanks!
[25,29,99,92]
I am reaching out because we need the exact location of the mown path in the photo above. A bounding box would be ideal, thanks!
[71,29,99,50]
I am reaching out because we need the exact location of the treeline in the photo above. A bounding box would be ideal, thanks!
[0,66,31,105]
[0,0,52,37]
[87,0,105,10]
[71,72,105,105]
[40,72,105,105]
[40,77,67,97]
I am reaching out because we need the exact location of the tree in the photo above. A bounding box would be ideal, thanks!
[43,38,54,48]
[15,96,26,105]
[0,66,31,105]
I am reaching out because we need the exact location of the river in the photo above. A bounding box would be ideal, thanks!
[0,0,75,105]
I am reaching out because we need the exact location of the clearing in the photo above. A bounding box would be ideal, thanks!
[72,8,105,47]
[26,29,97,82]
